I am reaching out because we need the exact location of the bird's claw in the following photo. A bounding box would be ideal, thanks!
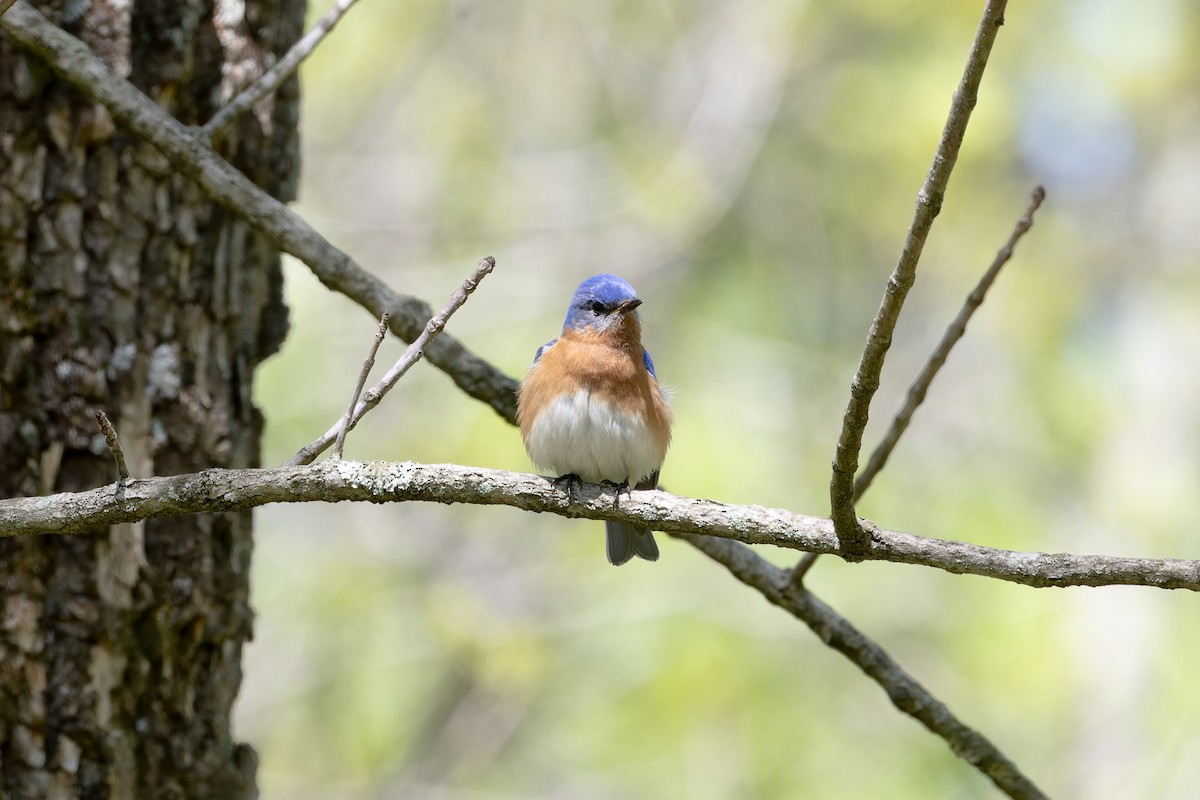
[552,473,583,503]
[601,480,631,510]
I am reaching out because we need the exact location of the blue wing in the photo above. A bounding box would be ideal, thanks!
[533,339,557,364]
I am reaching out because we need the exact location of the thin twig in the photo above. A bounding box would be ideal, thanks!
[331,311,391,460]
[94,410,130,484]
[677,533,1050,800]
[829,0,1010,557]
[854,185,1045,500]
[3,460,1199,592]
[201,0,364,139]
[0,2,519,423]
[287,257,496,466]
[789,552,820,585]
[792,185,1045,589]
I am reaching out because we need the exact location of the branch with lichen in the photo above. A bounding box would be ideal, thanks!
[1,461,1196,592]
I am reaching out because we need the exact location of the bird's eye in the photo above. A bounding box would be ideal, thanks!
[589,301,606,315]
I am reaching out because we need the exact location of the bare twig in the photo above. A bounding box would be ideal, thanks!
[93,410,130,485]
[202,0,364,139]
[792,185,1045,588]
[829,0,1010,557]
[677,533,1050,800]
[287,258,496,466]
[0,2,519,423]
[789,552,821,586]
[854,186,1046,500]
[1,460,1198,592]
[331,311,391,460]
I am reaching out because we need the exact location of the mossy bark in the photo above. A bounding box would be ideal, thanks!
[0,1,303,796]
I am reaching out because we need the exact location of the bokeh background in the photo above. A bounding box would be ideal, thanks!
[235,0,1200,797]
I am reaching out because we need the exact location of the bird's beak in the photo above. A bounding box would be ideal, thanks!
[616,298,643,314]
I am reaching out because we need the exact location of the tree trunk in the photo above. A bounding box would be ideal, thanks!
[0,1,303,797]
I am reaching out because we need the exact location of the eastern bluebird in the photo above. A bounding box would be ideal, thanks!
[517,274,673,565]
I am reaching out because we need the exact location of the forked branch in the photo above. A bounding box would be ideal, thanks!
[793,185,1045,587]
[290,258,496,466]
[829,0,1010,556]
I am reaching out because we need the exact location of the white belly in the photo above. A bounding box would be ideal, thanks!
[525,389,662,484]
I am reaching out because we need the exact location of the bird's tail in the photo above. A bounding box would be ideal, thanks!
[605,520,659,566]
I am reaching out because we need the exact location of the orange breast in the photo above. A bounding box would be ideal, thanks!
[517,328,672,462]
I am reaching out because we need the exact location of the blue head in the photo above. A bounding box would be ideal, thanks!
[563,274,642,332]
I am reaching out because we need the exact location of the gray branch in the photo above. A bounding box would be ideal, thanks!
[792,185,1046,587]
[854,186,1045,501]
[93,410,130,484]
[289,257,495,466]
[678,533,1049,800]
[202,0,366,139]
[331,311,391,461]
[829,0,1010,556]
[0,0,520,423]
[0,461,1196,591]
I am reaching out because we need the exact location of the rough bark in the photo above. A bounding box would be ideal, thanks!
[3,461,1197,592]
[0,1,303,797]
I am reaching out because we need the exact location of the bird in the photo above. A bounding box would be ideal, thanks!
[517,274,673,565]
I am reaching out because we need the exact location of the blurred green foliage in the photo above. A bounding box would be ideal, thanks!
[243,0,1200,797]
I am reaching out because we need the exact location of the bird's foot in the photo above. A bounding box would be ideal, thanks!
[552,473,583,503]
[601,479,631,510]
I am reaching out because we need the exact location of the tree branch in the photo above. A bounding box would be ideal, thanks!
[1,461,1196,591]
[331,311,390,460]
[853,186,1045,501]
[677,533,1049,800]
[0,0,519,423]
[792,184,1045,588]
[93,410,130,485]
[202,0,365,140]
[829,0,1009,556]
[289,257,496,466]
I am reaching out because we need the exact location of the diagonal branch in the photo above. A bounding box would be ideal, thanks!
[677,533,1050,800]
[1,461,1197,591]
[290,257,496,466]
[331,311,391,460]
[792,185,1045,587]
[0,0,519,423]
[202,0,366,139]
[853,186,1045,501]
[829,0,1009,557]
